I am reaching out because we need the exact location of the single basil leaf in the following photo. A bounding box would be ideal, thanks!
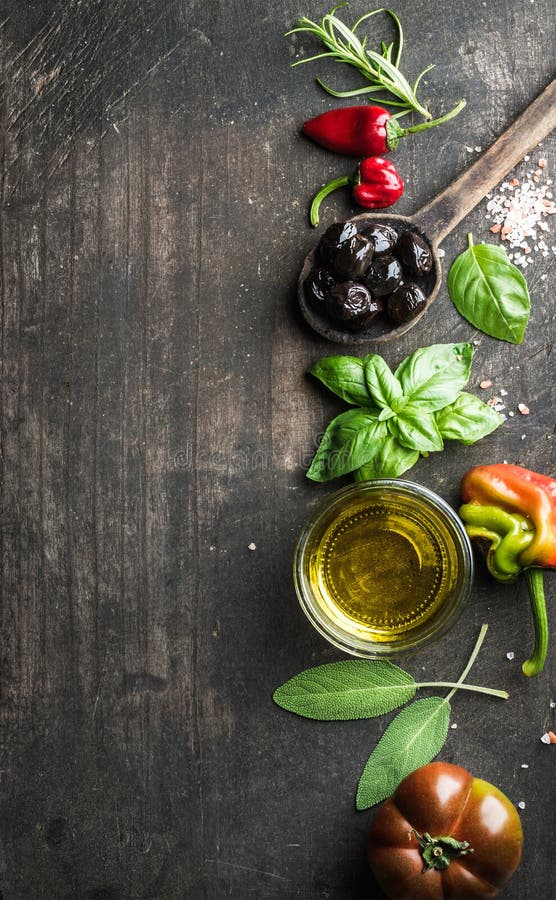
[388,406,444,453]
[447,237,531,344]
[273,660,416,720]
[354,435,419,480]
[394,343,474,411]
[356,697,451,810]
[307,409,387,481]
[363,354,403,410]
[308,356,373,406]
[436,392,503,445]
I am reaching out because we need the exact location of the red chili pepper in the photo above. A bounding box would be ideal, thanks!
[310,157,404,227]
[303,102,466,157]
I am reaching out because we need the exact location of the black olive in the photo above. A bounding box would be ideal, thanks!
[317,221,358,265]
[361,223,398,255]
[386,283,427,325]
[327,281,383,331]
[395,231,433,276]
[333,234,374,279]
[304,267,336,313]
[364,254,403,297]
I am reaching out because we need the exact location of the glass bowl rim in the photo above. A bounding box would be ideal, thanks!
[293,478,474,658]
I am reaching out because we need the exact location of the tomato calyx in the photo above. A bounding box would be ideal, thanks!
[409,829,474,872]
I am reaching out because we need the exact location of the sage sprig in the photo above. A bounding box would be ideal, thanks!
[273,625,508,809]
[307,343,503,482]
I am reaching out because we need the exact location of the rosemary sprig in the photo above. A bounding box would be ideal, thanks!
[287,5,464,121]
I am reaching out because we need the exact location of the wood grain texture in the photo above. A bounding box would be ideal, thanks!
[0,1,554,898]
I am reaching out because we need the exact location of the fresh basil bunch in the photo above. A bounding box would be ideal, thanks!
[307,343,503,482]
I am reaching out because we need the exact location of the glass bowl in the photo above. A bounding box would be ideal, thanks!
[294,479,474,658]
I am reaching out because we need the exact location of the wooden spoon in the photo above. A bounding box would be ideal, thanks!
[299,77,556,344]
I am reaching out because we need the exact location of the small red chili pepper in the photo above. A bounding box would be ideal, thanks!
[303,102,466,157]
[309,157,404,227]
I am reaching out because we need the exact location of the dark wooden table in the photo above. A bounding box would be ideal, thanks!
[1,2,554,898]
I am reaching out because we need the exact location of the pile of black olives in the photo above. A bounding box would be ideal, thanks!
[304,221,433,331]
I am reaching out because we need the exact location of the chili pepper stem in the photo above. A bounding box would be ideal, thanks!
[522,567,549,677]
[386,98,466,148]
[309,174,351,227]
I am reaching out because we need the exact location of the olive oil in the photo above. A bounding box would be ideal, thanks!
[296,483,471,652]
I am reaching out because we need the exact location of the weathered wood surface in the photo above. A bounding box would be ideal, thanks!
[0,1,554,897]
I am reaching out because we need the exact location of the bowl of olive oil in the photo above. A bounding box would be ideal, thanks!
[294,480,473,657]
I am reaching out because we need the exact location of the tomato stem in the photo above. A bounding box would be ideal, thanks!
[410,830,474,872]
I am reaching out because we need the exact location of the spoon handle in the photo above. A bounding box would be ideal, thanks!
[416,78,556,246]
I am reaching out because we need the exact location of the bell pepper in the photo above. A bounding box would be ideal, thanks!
[309,157,404,227]
[302,102,466,157]
[459,464,556,677]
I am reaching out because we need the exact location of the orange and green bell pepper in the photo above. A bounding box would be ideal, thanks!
[459,464,556,677]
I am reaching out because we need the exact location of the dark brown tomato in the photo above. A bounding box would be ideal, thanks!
[368,762,523,900]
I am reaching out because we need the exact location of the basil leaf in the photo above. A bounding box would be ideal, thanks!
[436,392,503,445]
[388,406,444,453]
[355,697,450,809]
[363,354,403,410]
[273,660,416,720]
[354,435,419,480]
[395,343,473,411]
[308,356,373,406]
[447,234,530,344]
[307,409,387,481]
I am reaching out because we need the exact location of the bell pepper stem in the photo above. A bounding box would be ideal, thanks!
[522,568,549,677]
[309,175,351,227]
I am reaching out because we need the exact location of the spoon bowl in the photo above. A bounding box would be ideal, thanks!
[298,78,556,344]
[299,213,441,344]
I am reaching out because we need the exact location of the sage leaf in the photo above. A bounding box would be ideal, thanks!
[436,392,503,445]
[447,235,530,344]
[307,409,387,481]
[395,343,473,411]
[356,697,450,810]
[309,356,374,407]
[363,355,403,409]
[388,406,444,453]
[273,660,416,720]
[354,435,419,480]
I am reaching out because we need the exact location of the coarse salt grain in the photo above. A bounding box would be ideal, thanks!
[481,159,555,267]
[540,732,552,744]
[248,542,257,550]
[450,723,458,729]
[518,403,530,415]
[521,764,529,769]
[518,801,526,809]
[506,651,515,660]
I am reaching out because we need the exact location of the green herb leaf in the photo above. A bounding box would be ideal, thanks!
[395,343,474,411]
[388,406,444,453]
[355,697,450,810]
[436,392,503,445]
[308,356,374,407]
[273,660,416,720]
[447,235,531,344]
[354,435,419,480]
[307,409,387,481]
[363,354,403,409]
